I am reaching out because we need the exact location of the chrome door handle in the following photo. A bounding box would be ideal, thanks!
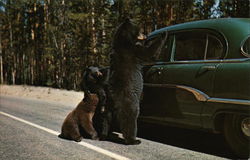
[197,65,216,76]
[201,66,216,71]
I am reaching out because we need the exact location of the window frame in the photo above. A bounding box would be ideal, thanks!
[241,35,250,58]
[144,33,173,62]
[168,29,227,62]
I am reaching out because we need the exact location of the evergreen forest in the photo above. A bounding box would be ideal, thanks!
[1,0,249,90]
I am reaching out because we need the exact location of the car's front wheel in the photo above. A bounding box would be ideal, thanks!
[224,114,250,158]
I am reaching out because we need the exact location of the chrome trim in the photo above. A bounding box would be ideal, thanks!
[241,35,250,58]
[204,34,209,60]
[144,83,209,101]
[219,58,250,63]
[144,83,250,106]
[208,98,250,106]
[241,117,250,137]
[143,58,250,66]
[175,85,209,102]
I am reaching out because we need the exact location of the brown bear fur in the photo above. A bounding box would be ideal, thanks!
[58,93,99,142]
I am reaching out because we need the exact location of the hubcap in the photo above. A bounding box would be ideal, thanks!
[241,117,250,137]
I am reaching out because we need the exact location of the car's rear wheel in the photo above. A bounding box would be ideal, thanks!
[224,114,250,158]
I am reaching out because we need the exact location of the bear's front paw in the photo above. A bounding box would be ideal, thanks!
[125,139,141,145]
[91,135,99,140]
[99,134,108,141]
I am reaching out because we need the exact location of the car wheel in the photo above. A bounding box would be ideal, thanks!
[224,114,250,158]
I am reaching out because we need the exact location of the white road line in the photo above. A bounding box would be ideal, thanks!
[0,111,131,160]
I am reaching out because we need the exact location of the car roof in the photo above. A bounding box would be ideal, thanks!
[149,18,250,37]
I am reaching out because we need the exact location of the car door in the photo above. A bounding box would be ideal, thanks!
[141,29,226,128]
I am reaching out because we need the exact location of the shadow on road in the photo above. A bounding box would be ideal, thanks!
[137,122,237,159]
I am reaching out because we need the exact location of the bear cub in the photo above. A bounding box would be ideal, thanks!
[82,66,113,140]
[58,92,99,142]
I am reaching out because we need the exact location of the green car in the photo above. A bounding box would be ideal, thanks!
[140,18,250,158]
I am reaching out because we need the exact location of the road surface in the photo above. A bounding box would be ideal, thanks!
[0,95,229,160]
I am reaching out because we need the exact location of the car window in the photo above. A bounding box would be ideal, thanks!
[144,35,171,62]
[206,35,224,59]
[174,31,206,61]
[241,36,250,57]
[156,36,172,62]
[172,30,224,61]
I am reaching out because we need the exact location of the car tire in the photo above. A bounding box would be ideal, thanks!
[224,114,250,158]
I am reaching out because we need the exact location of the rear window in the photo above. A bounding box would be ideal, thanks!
[242,36,250,57]
[172,30,225,61]
[206,34,224,60]
[174,31,206,60]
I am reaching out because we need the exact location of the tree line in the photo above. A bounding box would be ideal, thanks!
[0,0,249,90]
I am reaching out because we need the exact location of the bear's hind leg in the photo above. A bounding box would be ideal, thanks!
[84,124,99,140]
[118,104,141,145]
[81,117,99,140]
[69,124,83,142]
[121,116,141,145]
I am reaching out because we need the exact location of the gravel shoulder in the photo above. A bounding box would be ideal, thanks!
[0,85,84,106]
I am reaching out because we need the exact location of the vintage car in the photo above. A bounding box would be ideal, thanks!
[140,18,250,158]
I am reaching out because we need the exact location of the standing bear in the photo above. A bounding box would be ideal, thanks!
[58,92,99,142]
[110,18,166,145]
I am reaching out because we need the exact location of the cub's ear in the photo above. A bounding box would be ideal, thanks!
[83,67,90,79]
[83,90,91,100]
[99,67,110,82]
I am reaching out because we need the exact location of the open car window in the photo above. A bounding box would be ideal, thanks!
[144,34,172,62]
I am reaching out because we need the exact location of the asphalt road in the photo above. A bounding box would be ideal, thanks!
[0,95,230,160]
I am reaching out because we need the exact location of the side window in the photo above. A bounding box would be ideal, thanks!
[144,35,171,62]
[172,30,225,61]
[174,31,206,61]
[206,35,224,59]
[156,36,172,62]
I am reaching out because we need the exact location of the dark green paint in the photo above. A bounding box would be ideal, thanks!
[140,18,250,133]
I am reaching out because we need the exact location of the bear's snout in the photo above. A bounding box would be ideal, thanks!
[94,71,103,77]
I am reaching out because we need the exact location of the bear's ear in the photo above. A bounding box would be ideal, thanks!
[83,90,91,100]
[123,18,132,26]
[125,18,130,23]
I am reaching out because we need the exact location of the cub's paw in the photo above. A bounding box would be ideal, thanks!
[74,136,83,142]
[91,135,99,141]
[99,134,107,141]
